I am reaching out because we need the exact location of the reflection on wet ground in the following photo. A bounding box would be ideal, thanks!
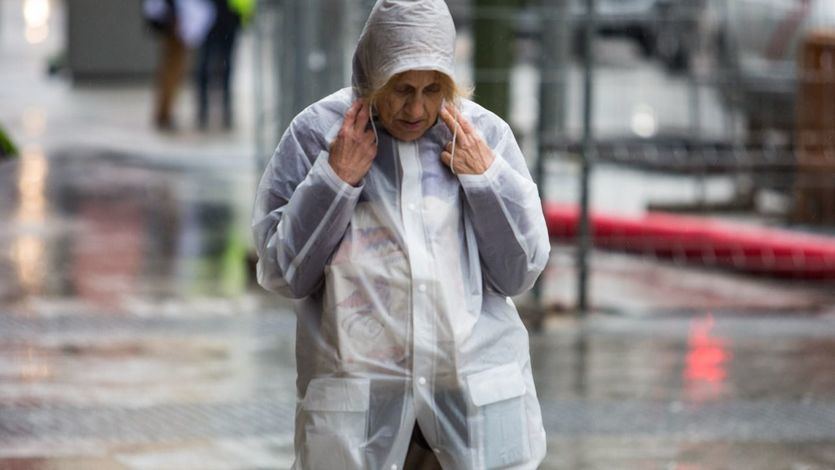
[1,147,253,308]
[532,313,835,469]
[1,149,835,468]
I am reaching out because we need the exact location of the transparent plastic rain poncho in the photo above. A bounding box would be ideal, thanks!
[252,1,550,468]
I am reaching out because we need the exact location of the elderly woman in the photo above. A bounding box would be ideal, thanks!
[252,0,550,468]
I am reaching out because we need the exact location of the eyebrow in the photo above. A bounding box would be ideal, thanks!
[397,82,441,90]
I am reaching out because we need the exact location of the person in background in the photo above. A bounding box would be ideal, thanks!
[145,0,217,131]
[196,0,253,130]
[145,0,187,131]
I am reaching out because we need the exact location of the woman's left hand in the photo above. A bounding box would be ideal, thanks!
[439,103,495,175]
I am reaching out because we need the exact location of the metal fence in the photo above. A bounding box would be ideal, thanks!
[252,0,835,315]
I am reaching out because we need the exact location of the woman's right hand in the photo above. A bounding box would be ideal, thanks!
[329,100,377,187]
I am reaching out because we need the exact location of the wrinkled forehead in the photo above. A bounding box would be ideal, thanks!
[388,70,443,88]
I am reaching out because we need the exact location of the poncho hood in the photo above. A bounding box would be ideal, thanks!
[351,0,457,97]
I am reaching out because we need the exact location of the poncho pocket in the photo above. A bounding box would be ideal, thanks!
[466,362,531,469]
[302,377,370,468]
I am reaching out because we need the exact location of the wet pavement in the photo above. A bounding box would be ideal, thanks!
[3,1,835,468]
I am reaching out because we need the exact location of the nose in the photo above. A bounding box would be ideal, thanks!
[404,95,424,119]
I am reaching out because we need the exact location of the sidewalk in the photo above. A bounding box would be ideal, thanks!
[2,300,835,469]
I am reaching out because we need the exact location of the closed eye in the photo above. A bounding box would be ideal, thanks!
[424,84,441,94]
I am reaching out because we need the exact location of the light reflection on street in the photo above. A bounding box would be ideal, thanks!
[684,312,732,403]
[14,146,48,295]
[70,197,144,308]
[18,344,51,382]
[0,143,253,307]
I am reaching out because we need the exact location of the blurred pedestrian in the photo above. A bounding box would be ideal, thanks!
[144,0,186,131]
[252,0,550,468]
[196,0,254,130]
[144,0,215,131]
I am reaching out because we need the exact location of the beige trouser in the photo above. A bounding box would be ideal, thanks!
[154,28,187,126]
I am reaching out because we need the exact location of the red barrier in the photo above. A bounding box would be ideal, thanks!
[544,202,835,279]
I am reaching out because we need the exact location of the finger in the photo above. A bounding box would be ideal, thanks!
[440,150,451,166]
[439,106,458,134]
[354,101,370,133]
[362,130,377,147]
[439,106,453,130]
[362,132,377,147]
[361,127,377,144]
[441,104,459,130]
[444,101,458,116]
[343,101,360,130]
[458,131,474,149]
[447,105,470,136]
[451,105,475,135]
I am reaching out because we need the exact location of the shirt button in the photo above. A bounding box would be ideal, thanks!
[433,448,440,454]
[391,465,398,470]
[418,376,427,385]
[408,203,416,211]
[418,284,427,293]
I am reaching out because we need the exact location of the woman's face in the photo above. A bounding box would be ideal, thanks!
[375,70,445,142]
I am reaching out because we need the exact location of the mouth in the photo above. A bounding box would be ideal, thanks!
[398,119,425,131]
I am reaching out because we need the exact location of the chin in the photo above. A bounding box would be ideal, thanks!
[393,126,429,142]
